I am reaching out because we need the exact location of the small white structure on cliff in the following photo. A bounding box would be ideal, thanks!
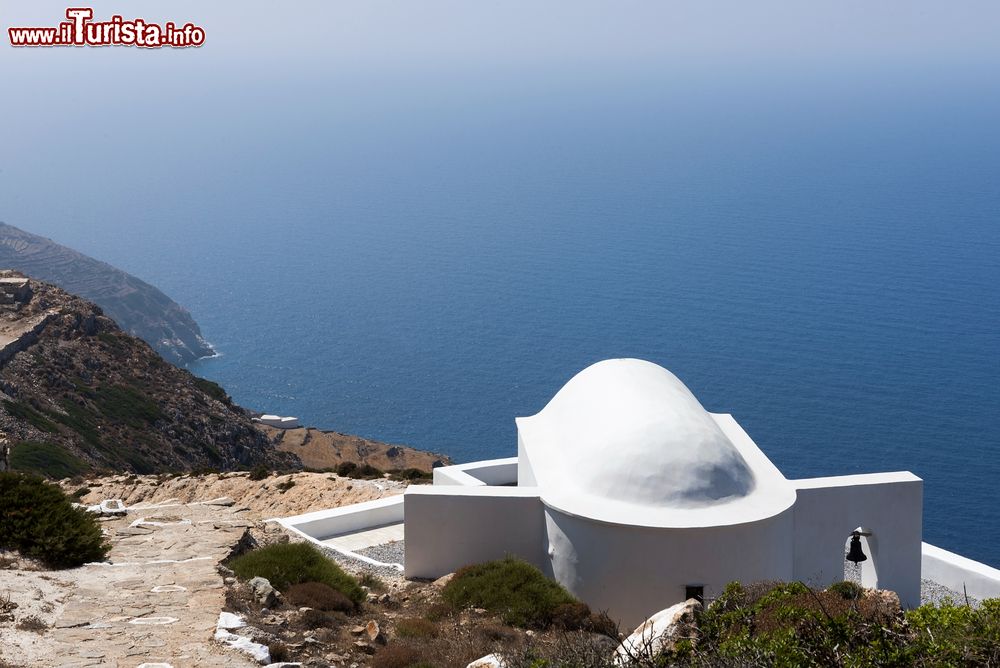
[281,358,934,627]
[405,359,922,626]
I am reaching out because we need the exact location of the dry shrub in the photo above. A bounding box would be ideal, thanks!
[268,641,290,663]
[477,622,519,643]
[286,581,355,612]
[395,617,439,639]
[372,644,428,668]
[224,582,256,615]
[551,602,618,637]
[501,630,619,668]
[294,608,337,631]
[16,615,47,633]
[424,601,456,622]
[360,572,388,592]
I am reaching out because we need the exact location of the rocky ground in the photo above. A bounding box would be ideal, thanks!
[1,472,980,668]
[64,470,408,520]
[0,471,409,667]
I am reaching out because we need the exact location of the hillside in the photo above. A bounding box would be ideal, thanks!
[0,272,295,476]
[260,423,448,472]
[0,222,214,365]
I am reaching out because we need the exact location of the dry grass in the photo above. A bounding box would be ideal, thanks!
[395,617,440,639]
[15,615,48,633]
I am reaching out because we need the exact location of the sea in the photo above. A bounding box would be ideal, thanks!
[4,64,999,567]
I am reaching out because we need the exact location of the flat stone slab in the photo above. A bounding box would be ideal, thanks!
[35,503,259,666]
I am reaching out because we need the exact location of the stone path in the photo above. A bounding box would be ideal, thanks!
[23,503,259,667]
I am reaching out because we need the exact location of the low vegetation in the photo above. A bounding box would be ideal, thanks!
[333,461,432,482]
[665,581,1000,667]
[228,542,365,607]
[247,464,270,481]
[285,581,355,613]
[8,440,87,479]
[442,556,610,632]
[395,617,440,639]
[0,472,108,567]
[193,376,231,404]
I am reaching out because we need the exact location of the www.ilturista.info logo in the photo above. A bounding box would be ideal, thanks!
[8,8,205,48]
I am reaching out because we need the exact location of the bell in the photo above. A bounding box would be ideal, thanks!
[846,533,868,564]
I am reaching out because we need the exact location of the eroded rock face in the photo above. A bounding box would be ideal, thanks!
[614,598,702,664]
[0,222,215,365]
[0,274,296,474]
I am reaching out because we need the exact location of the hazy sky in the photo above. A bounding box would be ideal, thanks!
[2,1,999,247]
[3,2,1000,74]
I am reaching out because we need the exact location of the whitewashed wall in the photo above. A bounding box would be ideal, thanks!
[791,472,923,607]
[404,486,546,578]
[544,504,795,628]
[922,542,1000,602]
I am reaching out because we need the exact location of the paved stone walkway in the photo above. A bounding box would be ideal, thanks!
[46,503,258,668]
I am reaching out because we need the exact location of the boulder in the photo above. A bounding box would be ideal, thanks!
[614,598,701,665]
[870,589,902,615]
[466,654,506,668]
[248,576,280,607]
[365,619,385,644]
[432,573,455,589]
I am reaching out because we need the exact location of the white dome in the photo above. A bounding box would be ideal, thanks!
[517,359,755,509]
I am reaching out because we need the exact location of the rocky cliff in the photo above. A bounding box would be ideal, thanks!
[0,272,296,475]
[0,222,214,365]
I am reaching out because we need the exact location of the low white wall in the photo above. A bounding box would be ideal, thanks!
[279,495,404,540]
[432,457,518,486]
[255,415,300,429]
[791,472,923,608]
[404,486,545,579]
[922,542,1000,602]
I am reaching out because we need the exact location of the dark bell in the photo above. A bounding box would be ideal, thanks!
[846,533,868,564]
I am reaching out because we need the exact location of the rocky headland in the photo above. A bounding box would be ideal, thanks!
[260,424,448,474]
[0,272,295,475]
[0,222,214,366]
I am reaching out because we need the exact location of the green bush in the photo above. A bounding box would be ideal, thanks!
[228,542,364,607]
[392,468,432,482]
[93,385,164,428]
[670,581,1000,668]
[336,461,384,479]
[193,376,230,404]
[906,598,1000,665]
[442,556,579,628]
[0,472,108,568]
[248,464,270,481]
[9,441,87,479]
[827,580,865,600]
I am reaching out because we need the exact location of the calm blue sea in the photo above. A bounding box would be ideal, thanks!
[5,65,999,566]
